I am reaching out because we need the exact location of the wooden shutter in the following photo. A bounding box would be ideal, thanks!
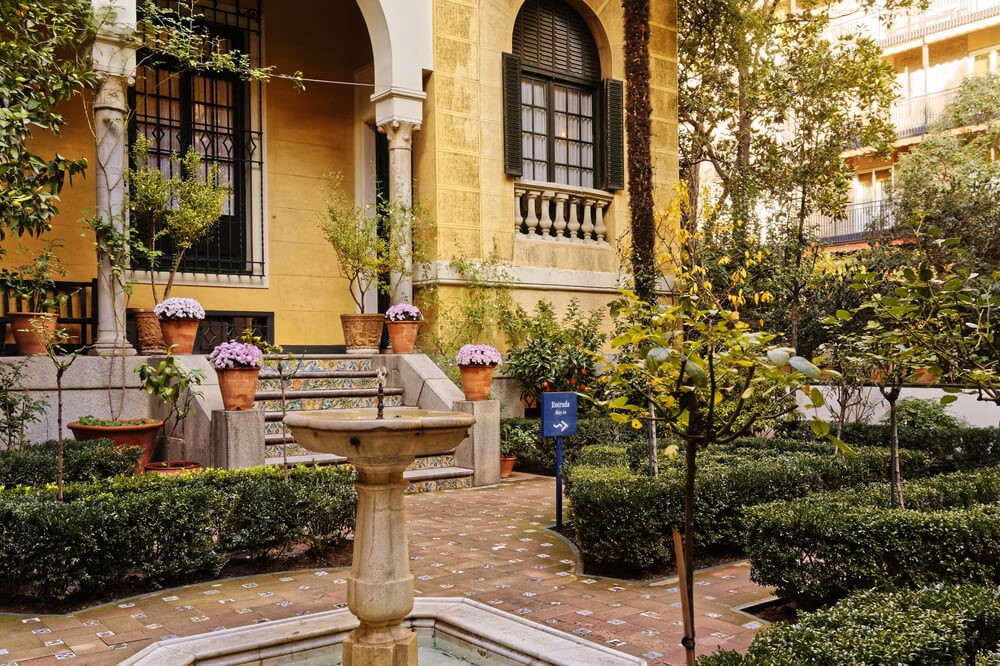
[503,52,523,177]
[604,78,624,191]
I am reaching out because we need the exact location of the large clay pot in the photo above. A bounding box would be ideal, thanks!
[459,364,496,401]
[340,313,384,355]
[67,419,164,467]
[386,320,420,353]
[7,312,57,355]
[159,317,200,354]
[134,308,166,354]
[216,366,261,410]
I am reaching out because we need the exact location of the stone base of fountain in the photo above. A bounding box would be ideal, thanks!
[121,598,647,666]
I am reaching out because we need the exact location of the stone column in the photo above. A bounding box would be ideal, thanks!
[378,120,420,305]
[90,0,137,356]
[90,71,136,356]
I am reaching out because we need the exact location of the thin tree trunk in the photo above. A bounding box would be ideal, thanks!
[889,395,905,509]
[57,372,64,502]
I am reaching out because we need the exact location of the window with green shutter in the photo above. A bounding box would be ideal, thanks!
[504,0,623,191]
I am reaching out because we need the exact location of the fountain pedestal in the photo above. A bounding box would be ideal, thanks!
[284,408,477,666]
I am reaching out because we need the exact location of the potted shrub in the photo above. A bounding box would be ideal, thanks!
[67,416,163,468]
[209,334,264,410]
[0,242,67,355]
[128,136,228,353]
[499,430,519,479]
[319,173,409,354]
[385,303,423,353]
[456,344,503,401]
[136,350,206,470]
[153,296,205,354]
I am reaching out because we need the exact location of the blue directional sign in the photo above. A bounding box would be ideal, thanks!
[541,392,577,437]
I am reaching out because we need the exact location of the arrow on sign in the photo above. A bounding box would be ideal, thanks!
[554,421,569,432]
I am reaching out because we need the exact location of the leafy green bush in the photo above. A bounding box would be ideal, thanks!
[501,300,604,410]
[698,584,1000,666]
[883,397,965,430]
[746,468,1000,607]
[568,447,929,574]
[0,439,141,487]
[0,465,356,604]
[500,416,650,475]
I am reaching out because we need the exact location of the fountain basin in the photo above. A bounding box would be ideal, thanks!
[120,598,647,666]
[284,408,476,462]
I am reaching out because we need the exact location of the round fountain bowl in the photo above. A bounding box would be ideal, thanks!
[284,408,476,461]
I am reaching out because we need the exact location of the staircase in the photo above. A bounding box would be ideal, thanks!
[254,355,474,493]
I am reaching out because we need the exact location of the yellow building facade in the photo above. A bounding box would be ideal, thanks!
[4,0,677,353]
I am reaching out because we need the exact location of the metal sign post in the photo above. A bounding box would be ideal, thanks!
[540,392,578,529]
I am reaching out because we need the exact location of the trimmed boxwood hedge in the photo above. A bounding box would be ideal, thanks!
[698,584,1000,665]
[501,416,649,475]
[745,468,1000,607]
[567,447,929,574]
[0,465,356,605]
[780,421,1000,471]
[0,438,141,486]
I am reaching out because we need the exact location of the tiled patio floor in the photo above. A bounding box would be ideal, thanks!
[0,473,771,665]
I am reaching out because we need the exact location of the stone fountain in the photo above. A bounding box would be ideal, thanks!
[284,405,476,666]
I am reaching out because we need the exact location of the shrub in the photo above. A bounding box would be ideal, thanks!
[0,465,356,604]
[883,396,965,430]
[745,468,1000,607]
[0,439,141,487]
[780,421,1000,471]
[698,584,1000,665]
[575,445,630,468]
[568,447,929,574]
[500,416,650,475]
[501,300,604,410]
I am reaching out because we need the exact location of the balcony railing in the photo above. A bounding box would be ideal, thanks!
[827,0,1000,47]
[809,200,893,244]
[892,88,959,138]
[514,180,613,244]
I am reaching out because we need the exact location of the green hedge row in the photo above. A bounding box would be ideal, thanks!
[567,447,929,574]
[781,421,1000,471]
[0,465,356,604]
[746,468,1000,607]
[698,584,1000,665]
[501,416,649,475]
[0,439,141,487]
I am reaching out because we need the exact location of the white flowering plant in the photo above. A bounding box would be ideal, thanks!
[208,340,264,369]
[385,303,423,322]
[154,297,205,320]
[456,344,502,367]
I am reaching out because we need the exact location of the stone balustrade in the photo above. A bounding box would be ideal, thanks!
[514,180,613,244]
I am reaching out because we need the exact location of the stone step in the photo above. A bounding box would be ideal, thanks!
[262,454,473,493]
[255,387,403,402]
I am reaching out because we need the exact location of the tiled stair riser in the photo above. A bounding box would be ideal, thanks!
[262,357,373,374]
[257,376,379,391]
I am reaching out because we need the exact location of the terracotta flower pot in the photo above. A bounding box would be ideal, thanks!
[67,419,164,467]
[216,366,261,410]
[7,312,57,355]
[159,317,200,354]
[143,461,202,475]
[134,308,166,354]
[500,455,517,478]
[459,364,496,401]
[340,313,385,354]
[386,320,420,353]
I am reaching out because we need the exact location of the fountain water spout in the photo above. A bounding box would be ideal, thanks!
[376,368,386,419]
